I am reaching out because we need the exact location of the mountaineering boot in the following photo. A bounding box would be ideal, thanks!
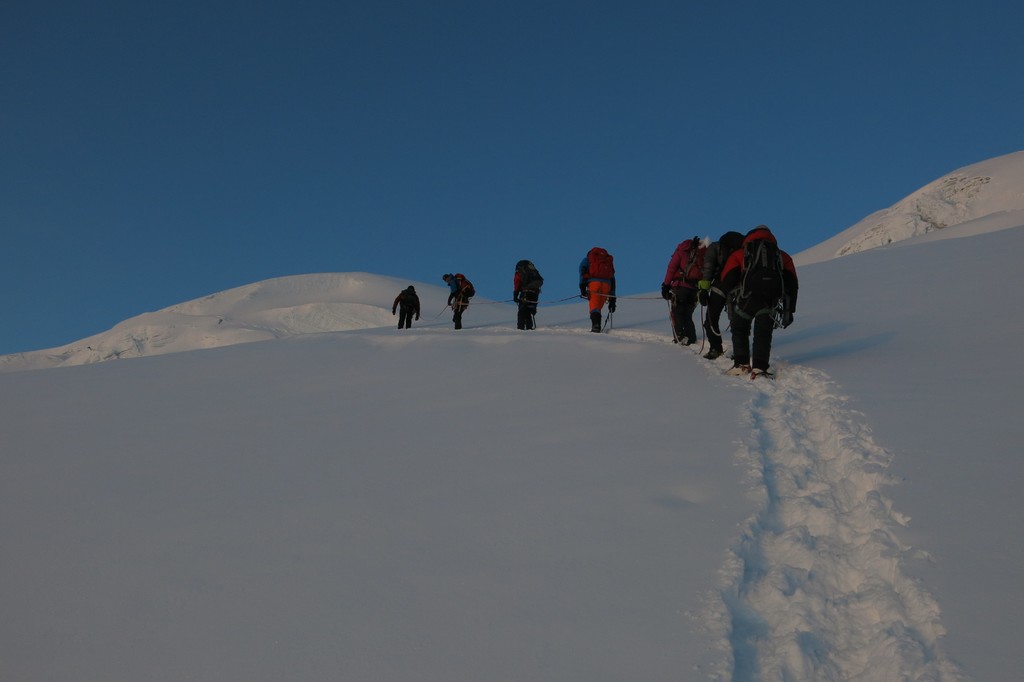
[726,362,751,376]
[704,348,723,360]
[751,368,775,380]
[590,311,602,333]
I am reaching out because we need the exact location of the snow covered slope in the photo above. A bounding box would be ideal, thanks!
[4,220,1024,680]
[0,273,508,372]
[3,153,1024,679]
[796,150,1024,264]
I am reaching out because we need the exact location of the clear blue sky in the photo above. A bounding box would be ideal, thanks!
[2,0,1022,354]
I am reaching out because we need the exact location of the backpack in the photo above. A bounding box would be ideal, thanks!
[587,247,615,280]
[515,260,544,291]
[736,239,784,308]
[675,237,706,284]
[454,273,475,298]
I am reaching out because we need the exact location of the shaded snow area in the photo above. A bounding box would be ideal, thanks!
[3,182,1024,678]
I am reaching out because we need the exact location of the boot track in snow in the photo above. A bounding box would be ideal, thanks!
[713,363,965,681]
[602,329,964,680]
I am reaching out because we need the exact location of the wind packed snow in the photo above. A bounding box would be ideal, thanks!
[2,153,1023,681]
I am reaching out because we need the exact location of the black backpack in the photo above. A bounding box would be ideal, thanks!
[736,239,784,308]
[399,287,418,307]
[516,260,544,292]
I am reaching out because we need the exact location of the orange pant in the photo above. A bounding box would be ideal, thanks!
[588,281,612,313]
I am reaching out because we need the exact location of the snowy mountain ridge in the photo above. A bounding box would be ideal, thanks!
[0,273,465,372]
[796,150,1024,264]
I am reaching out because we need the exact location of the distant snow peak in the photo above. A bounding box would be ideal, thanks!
[0,273,415,372]
[796,150,1024,265]
[835,172,992,257]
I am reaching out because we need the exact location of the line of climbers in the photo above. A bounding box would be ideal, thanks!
[660,225,798,377]
[390,225,799,377]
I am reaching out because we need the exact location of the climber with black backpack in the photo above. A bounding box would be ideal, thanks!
[442,273,475,330]
[391,285,421,329]
[579,247,616,332]
[699,230,745,359]
[513,260,544,330]
[714,225,799,378]
[660,236,706,345]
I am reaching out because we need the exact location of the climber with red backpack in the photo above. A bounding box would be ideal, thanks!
[513,260,544,330]
[714,225,799,378]
[442,273,475,330]
[661,235,707,345]
[579,247,616,332]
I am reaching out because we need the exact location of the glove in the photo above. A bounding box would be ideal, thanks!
[781,310,794,328]
[415,314,420,320]
[698,279,711,291]
[447,295,454,306]
[392,309,397,315]
[660,283,671,300]
[513,293,520,304]
[608,297,617,313]
[580,286,588,299]
[698,289,709,306]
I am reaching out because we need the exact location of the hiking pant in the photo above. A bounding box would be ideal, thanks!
[587,281,612,313]
[517,290,538,330]
[730,309,775,370]
[669,286,698,344]
[452,297,469,329]
[703,293,726,352]
[398,306,416,329]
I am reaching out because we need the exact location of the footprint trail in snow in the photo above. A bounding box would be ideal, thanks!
[712,362,966,681]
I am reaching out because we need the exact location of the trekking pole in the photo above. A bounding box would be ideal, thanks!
[603,311,613,332]
[667,294,679,343]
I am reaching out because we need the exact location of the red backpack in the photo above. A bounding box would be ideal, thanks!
[587,247,615,280]
[675,238,706,284]
[454,273,475,298]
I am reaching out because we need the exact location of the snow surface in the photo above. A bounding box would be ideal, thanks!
[795,150,1024,265]
[3,155,1023,680]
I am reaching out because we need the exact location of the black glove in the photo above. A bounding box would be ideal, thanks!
[513,293,520,304]
[608,297,617,313]
[698,289,709,306]
[660,283,671,300]
[580,285,588,299]
[780,295,794,328]
[392,309,397,315]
